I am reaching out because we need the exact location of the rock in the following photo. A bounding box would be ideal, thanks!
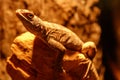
[63,52,99,80]
[7,32,59,80]
[7,32,99,80]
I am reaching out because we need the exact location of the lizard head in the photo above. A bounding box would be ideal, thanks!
[16,9,43,35]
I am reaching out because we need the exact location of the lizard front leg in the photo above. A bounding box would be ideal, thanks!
[47,38,66,72]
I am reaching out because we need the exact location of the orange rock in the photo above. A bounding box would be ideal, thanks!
[6,32,99,80]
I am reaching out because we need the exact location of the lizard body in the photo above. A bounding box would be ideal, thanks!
[16,9,96,74]
[16,9,84,53]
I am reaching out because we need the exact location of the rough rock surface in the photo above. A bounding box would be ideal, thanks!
[7,32,99,80]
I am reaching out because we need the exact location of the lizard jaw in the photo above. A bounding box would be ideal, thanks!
[16,9,30,22]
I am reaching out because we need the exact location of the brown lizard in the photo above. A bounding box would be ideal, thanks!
[16,9,96,73]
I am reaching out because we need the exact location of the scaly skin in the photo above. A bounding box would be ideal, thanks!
[16,9,84,52]
[16,9,96,73]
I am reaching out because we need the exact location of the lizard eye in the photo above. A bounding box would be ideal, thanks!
[27,13,34,19]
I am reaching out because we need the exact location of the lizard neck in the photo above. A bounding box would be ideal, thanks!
[36,20,49,39]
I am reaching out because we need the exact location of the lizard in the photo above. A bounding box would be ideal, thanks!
[15,9,97,74]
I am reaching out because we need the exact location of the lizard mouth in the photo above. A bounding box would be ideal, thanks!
[16,9,28,21]
[16,9,32,22]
